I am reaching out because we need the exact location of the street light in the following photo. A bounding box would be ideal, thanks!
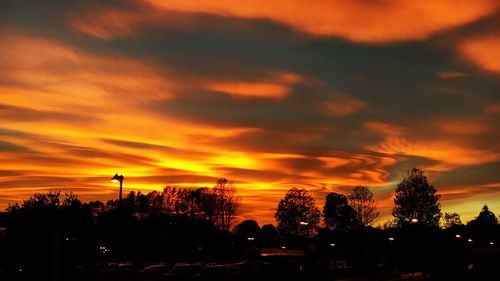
[111,173,124,202]
[299,221,309,236]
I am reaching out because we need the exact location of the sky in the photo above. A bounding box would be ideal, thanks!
[1,0,499,225]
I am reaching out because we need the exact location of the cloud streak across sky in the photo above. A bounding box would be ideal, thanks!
[0,0,499,224]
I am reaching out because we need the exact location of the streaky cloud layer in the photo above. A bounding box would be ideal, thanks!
[0,0,499,225]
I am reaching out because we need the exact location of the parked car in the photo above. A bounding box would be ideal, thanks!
[139,263,173,281]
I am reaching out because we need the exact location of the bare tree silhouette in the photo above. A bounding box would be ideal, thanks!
[349,186,379,227]
[213,178,241,231]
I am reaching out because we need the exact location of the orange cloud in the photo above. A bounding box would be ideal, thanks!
[144,0,499,43]
[322,96,365,116]
[71,9,139,40]
[368,137,500,170]
[437,120,490,135]
[204,73,302,99]
[364,121,405,137]
[0,34,173,111]
[459,36,500,74]
[70,6,199,40]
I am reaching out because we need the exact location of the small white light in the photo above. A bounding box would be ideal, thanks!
[247,237,255,241]
[490,241,494,245]
[388,237,395,241]
[329,243,335,247]
[455,234,461,238]
[281,246,286,249]
[468,239,473,243]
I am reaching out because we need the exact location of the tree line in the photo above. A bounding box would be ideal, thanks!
[7,177,240,232]
[274,168,499,236]
[5,167,499,236]
[1,167,500,280]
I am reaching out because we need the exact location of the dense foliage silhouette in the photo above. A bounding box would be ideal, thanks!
[393,168,441,227]
[274,187,320,237]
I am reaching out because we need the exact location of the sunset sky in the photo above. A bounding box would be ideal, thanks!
[1,0,499,225]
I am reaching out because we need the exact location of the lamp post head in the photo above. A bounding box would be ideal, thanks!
[110,173,125,203]
[111,173,123,183]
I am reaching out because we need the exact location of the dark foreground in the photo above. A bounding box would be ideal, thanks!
[2,248,499,281]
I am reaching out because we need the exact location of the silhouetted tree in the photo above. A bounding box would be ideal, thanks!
[163,186,185,215]
[145,190,165,213]
[6,192,94,280]
[8,191,61,211]
[349,186,379,226]
[196,187,218,222]
[213,178,240,231]
[181,189,200,217]
[119,191,150,219]
[442,212,463,229]
[392,168,441,227]
[467,205,498,226]
[323,192,347,229]
[234,220,260,239]
[323,192,357,230]
[275,187,320,236]
[382,219,396,229]
[62,192,81,208]
[84,200,106,219]
[339,204,358,230]
[259,224,278,246]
